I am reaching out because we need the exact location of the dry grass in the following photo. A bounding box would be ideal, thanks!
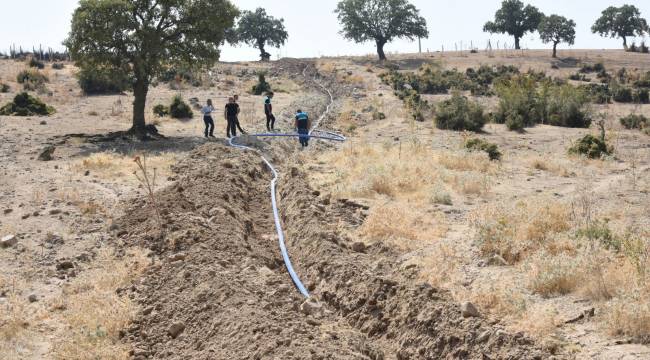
[50,247,149,359]
[321,141,496,201]
[359,203,447,251]
[471,198,572,263]
[416,242,463,288]
[71,152,178,182]
[526,251,582,297]
[605,292,650,344]
[0,277,36,357]
[528,156,573,177]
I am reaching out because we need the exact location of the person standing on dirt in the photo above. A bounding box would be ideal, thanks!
[225,97,239,138]
[201,99,215,138]
[232,94,246,135]
[295,109,310,147]
[264,92,276,131]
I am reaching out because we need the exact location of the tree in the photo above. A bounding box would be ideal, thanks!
[335,0,428,61]
[592,5,648,49]
[235,8,288,61]
[483,0,544,50]
[65,0,238,137]
[538,15,576,58]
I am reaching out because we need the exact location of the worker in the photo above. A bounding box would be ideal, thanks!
[264,92,276,131]
[225,97,239,138]
[232,94,246,135]
[295,109,310,147]
[201,99,215,138]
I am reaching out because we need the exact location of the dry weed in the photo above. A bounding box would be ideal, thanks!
[528,156,573,177]
[72,152,178,181]
[359,203,447,251]
[50,248,149,360]
[526,251,582,297]
[471,199,572,263]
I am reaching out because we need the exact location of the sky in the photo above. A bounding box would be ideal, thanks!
[1,0,649,61]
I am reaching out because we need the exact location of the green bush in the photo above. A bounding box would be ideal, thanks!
[620,114,648,130]
[465,138,502,161]
[28,57,45,69]
[251,73,271,95]
[576,220,621,252]
[169,95,193,119]
[633,89,649,104]
[77,65,130,95]
[543,84,592,128]
[0,92,55,116]
[494,76,541,131]
[579,84,611,104]
[52,63,65,70]
[435,93,486,132]
[568,134,612,159]
[612,86,633,103]
[153,104,169,117]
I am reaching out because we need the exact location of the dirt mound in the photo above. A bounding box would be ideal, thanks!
[116,142,552,359]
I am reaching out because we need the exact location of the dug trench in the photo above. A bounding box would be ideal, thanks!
[115,65,553,359]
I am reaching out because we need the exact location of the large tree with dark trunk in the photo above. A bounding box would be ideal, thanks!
[483,0,543,50]
[235,8,288,62]
[592,5,648,49]
[64,0,238,138]
[538,15,576,58]
[335,0,428,61]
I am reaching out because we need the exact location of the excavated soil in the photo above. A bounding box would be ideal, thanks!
[116,140,553,359]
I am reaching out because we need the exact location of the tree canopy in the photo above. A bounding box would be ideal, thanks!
[591,5,648,49]
[235,8,288,61]
[483,0,544,50]
[335,0,428,61]
[538,15,576,58]
[65,0,238,136]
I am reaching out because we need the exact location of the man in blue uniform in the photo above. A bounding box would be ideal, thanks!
[295,109,310,147]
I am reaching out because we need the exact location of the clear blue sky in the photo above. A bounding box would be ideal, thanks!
[1,0,649,61]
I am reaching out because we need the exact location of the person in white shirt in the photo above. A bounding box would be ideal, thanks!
[201,99,215,138]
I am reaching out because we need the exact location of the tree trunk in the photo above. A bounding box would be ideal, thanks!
[376,39,387,61]
[258,41,270,61]
[622,36,627,49]
[131,77,149,137]
[514,36,521,50]
[552,42,558,58]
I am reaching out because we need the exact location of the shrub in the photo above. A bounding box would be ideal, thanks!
[251,73,271,95]
[579,83,611,104]
[641,41,649,54]
[153,104,169,117]
[17,69,48,84]
[0,92,55,116]
[569,73,590,82]
[465,138,501,161]
[52,63,65,70]
[620,114,648,130]
[435,93,486,132]
[0,83,9,93]
[494,76,541,131]
[28,57,45,69]
[612,86,633,103]
[169,95,193,119]
[543,84,592,128]
[568,134,612,159]
[77,65,130,95]
[634,89,649,104]
[575,219,621,252]
[579,62,605,74]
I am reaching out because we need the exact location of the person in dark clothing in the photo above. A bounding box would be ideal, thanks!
[264,92,276,131]
[225,97,239,138]
[232,94,246,134]
[201,99,215,138]
[295,109,310,147]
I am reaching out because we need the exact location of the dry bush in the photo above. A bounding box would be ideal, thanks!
[416,242,463,288]
[437,151,493,173]
[471,199,571,263]
[526,251,582,297]
[50,248,149,359]
[528,156,572,177]
[509,303,563,352]
[462,282,527,319]
[72,152,178,181]
[359,203,447,251]
[443,171,491,196]
[605,291,650,344]
[0,278,34,357]
[317,61,336,73]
